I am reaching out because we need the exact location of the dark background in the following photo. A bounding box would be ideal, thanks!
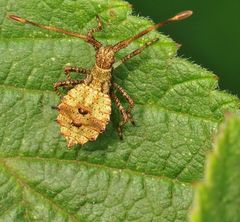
[128,0,240,97]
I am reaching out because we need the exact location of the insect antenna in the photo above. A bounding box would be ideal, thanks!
[8,15,102,49]
[113,10,193,52]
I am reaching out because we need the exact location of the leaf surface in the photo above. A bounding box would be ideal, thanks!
[0,0,239,221]
[190,114,240,222]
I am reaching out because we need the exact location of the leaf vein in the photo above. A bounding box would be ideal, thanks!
[2,156,192,186]
[0,160,82,222]
[0,84,222,123]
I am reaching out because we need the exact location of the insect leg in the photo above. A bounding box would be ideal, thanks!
[54,79,83,97]
[122,38,159,64]
[113,38,159,68]
[113,83,135,125]
[51,105,59,110]
[87,16,103,37]
[64,66,90,80]
[111,92,130,139]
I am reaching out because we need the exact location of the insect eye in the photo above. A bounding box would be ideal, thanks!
[78,108,88,116]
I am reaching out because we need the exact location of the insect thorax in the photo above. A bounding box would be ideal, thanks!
[87,64,111,94]
[86,46,114,94]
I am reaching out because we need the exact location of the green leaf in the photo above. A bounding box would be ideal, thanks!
[0,0,239,221]
[190,114,240,222]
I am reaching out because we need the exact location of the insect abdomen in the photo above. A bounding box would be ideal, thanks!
[57,84,111,147]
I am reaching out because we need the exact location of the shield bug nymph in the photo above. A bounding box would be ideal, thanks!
[9,10,192,148]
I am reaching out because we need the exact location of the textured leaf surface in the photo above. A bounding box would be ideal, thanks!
[0,0,239,221]
[190,115,240,222]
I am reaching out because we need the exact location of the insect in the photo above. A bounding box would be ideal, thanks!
[9,10,192,148]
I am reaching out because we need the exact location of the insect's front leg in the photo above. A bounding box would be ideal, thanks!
[64,66,90,80]
[113,83,135,125]
[54,79,83,97]
[87,15,103,37]
[113,38,159,69]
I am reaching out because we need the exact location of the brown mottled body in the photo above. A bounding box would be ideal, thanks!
[57,84,111,147]
[9,10,192,148]
[57,64,113,147]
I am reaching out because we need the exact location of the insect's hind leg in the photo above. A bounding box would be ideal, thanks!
[113,83,135,125]
[64,66,90,80]
[111,92,132,139]
[54,79,83,97]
